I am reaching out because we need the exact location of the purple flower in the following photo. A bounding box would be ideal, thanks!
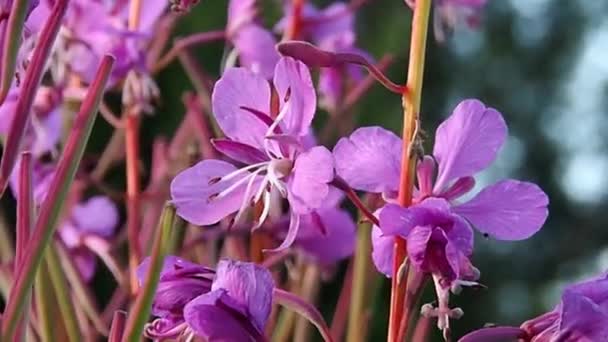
[460,272,608,342]
[0,86,61,157]
[8,157,55,204]
[334,99,549,275]
[139,257,274,341]
[420,0,488,42]
[58,196,119,280]
[273,190,356,264]
[334,99,548,335]
[171,57,335,251]
[276,1,369,111]
[32,0,166,84]
[227,0,279,79]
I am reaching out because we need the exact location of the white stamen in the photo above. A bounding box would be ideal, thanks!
[267,164,288,197]
[213,171,257,201]
[215,162,268,183]
[232,169,263,226]
[253,190,272,230]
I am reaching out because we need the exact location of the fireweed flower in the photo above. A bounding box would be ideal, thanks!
[0,85,61,157]
[138,257,274,341]
[30,0,166,85]
[171,57,335,251]
[333,99,549,333]
[273,191,356,265]
[57,196,119,280]
[226,0,280,79]
[460,272,608,342]
[276,1,370,111]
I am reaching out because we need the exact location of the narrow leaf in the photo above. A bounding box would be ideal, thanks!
[0,0,30,104]
[0,55,115,341]
[273,288,334,342]
[122,204,176,342]
[0,0,69,195]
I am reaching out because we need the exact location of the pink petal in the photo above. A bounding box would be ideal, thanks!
[212,260,274,331]
[265,211,301,252]
[233,25,280,80]
[170,160,259,225]
[459,326,526,342]
[273,57,316,136]
[333,126,402,193]
[72,196,119,238]
[138,0,167,33]
[371,224,395,277]
[211,139,269,164]
[454,180,549,240]
[212,67,272,148]
[287,146,334,214]
[227,0,257,34]
[433,99,507,192]
[296,208,356,264]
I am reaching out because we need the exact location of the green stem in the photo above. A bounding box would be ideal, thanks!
[45,243,83,342]
[347,211,373,342]
[35,266,56,342]
[0,0,29,104]
[122,204,175,342]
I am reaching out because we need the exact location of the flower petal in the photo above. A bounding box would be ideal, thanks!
[459,326,526,342]
[559,290,608,340]
[233,24,280,80]
[333,126,402,193]
[170,160,259,225]
[288,146,334,214]
[273,57,316,136]
[296,208,356,264]
[266,211,301,252]
[433,99,507,192]
[71,196,119,237]
[212,67,272,148]
[184,289,262,341]
[378,198,451,237]
[211,139,269,165]
[453,180,549,240]
[406,225,434,272]
[371,224,394,277]
[212,260,274,331]
[227,0,257,34]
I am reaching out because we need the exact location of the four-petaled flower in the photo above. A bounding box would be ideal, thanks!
[171,56,335,251]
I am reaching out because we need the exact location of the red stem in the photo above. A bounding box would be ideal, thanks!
[126,113,142,296]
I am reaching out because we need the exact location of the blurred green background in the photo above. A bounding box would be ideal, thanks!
[3,0,606,341]
[152,0,608,340]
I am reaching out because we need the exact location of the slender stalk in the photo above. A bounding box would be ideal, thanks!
[294,265,321,342]
[0,0,69,195]
[330,260,353,341]
[284,0,306,40]
[388,1,432,341]
[45,243,82,342]
[153,30,226,72]
[0,0,29,104]
[347,208,373,342]
[34,266,56,341]
[14,152,33,341]
[122,204,175,342]
[125,0,144,296]
[0,56,114,341]
[109,311,127,342]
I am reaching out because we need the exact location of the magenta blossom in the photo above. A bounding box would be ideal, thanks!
[0,86,61,157]
[171,57,334,251]
[31,0,166,84]
[276,1,370,111]
[138,257,274,341]
[333,99,549,277]
[460,272,608,342]
[226,0,280,79]
[58,196,119,280]
[273,190,356,265]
